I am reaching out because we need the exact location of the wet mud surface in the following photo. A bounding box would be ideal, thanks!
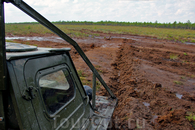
[6,32,195,129]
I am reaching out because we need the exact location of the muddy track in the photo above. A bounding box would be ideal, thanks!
[7,33,195,129]
[103,42,195,129]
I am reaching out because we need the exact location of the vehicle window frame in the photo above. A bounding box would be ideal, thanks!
[36,64,76,118]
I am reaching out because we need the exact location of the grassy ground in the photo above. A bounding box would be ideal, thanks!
[5,24,195,43]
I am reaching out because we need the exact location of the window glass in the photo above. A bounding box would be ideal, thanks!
[39,70,74,115]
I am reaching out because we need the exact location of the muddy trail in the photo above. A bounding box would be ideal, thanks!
[103,42,195,129]
[6,32,195,129]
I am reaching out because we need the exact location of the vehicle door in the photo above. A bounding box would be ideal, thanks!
[24,54,91,130]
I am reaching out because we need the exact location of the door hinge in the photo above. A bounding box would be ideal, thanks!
[22,86,37,101]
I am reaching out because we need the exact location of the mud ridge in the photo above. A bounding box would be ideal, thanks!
[102,43,195,129]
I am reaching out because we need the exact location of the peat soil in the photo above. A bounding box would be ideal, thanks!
[6,32,195,129]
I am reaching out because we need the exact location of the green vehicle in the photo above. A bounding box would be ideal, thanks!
[0,0,117,129]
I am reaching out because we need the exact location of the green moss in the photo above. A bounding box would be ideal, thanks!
[186,112,195,128]
[190,39,195,43]
[77,70,90,85]
[77,70,85,77]
[173,81,183,85]
[170,54,178,60]
[5,39,14,42]
[186,113,195,121]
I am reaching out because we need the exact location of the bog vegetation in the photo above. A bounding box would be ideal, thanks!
[7,20,195,30]
[5,20,195,43]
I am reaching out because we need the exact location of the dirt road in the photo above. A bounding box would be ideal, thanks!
[8,32,195,129]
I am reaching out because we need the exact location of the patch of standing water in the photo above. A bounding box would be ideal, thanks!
[94,36,104,39]
[134,88,140,92]
[6,36,68,44]
[143,102,150,107]
[112,36,141,41]
[150,115,158,124]
[185,42,195,45]
[101,43,121,48]
[176,93,183,99]
[118,71,121,76]
[94,36,141,41]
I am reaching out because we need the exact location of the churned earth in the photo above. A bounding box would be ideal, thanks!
[6,31,195,129]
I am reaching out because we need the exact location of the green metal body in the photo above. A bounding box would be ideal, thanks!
[0,1,117,129]
[0,0,6,90]
[3,46,117,130]
[0,1,6,130]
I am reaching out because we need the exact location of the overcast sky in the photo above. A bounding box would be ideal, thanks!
[4,0,195,23]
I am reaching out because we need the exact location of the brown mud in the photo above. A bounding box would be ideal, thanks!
[7,31,195,129]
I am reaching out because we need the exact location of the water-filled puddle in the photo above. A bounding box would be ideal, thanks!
[143,102,150,107]
[134,88,140,92]
[95,36,141,41]
[6,36,66,43]
[176,93,183,99]
[185,42,195,45]
[150,115,158,124]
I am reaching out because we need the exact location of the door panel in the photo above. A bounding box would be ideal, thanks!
[24,54,90,130]
[7,60,40,130]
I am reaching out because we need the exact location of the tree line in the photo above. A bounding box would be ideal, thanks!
[54,20,195,30]
[7,20,195,30]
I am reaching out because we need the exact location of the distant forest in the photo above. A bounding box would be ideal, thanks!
[8,20,195,30]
